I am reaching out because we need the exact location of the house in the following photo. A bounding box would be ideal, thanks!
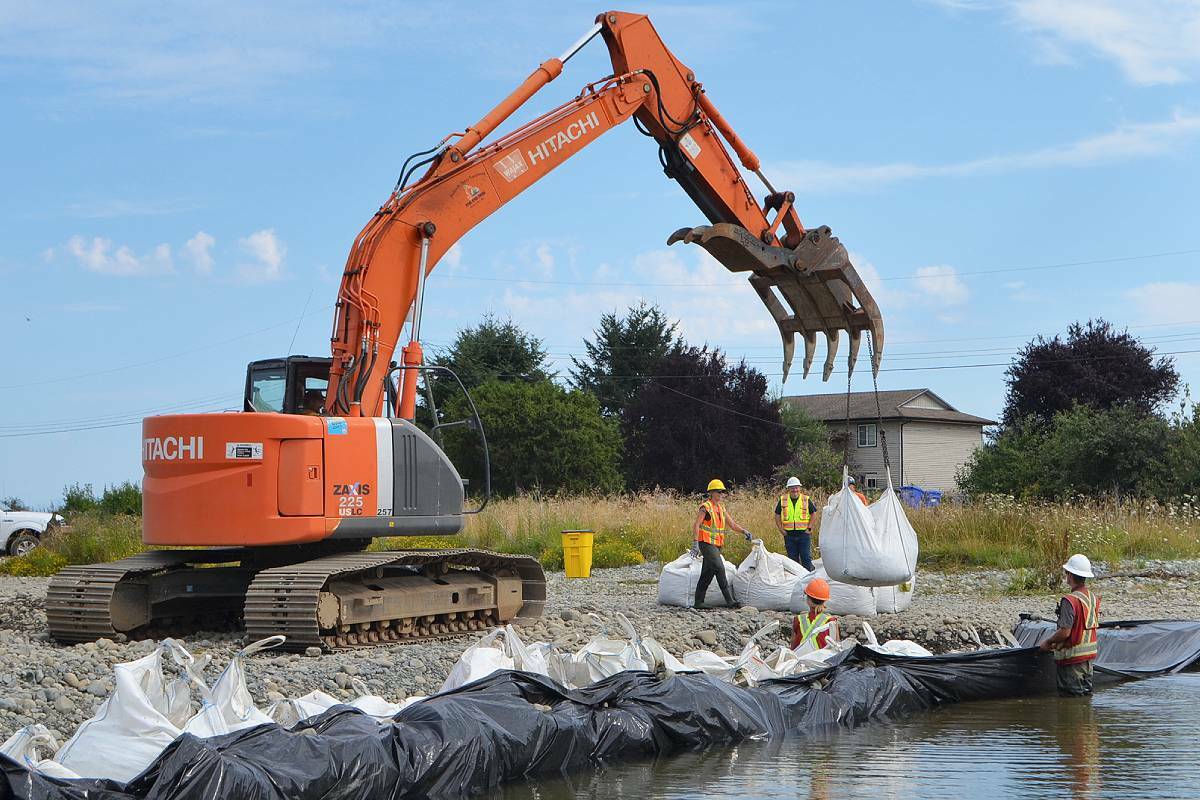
[783,388,996,493]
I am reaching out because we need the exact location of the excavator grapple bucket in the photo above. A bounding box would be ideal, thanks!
[668,223,884,381]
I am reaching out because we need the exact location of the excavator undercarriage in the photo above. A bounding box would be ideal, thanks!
[48,545,546,650]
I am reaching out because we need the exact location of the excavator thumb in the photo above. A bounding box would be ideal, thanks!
[668,223,884,381]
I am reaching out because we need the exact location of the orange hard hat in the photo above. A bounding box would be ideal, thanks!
[805,578,831,602]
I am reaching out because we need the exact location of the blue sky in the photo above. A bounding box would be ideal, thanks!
[3,0,1199,508]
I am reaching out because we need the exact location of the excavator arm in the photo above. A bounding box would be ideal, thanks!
[327,10,884,419]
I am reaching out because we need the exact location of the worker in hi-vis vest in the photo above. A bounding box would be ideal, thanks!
[691,479,752,608]
[1039,553,1101,697]
[792,578,838,650]
[776,476,818,571]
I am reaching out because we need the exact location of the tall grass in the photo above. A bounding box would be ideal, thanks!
[6,492,1200,580]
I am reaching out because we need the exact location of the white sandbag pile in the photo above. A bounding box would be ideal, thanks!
[819,469,918,587]
[657,550,738,607]
[789,560,878,617]
[732,539,808,611]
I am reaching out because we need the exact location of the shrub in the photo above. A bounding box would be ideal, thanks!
[591,538,645,568]
[100,481,143,516]
[0,547,67,577]
[61,483,99,514]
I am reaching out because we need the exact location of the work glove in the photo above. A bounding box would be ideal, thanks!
[689,543,700,558]
[743,531,753,541]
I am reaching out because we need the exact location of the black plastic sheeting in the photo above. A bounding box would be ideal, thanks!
[1014,617,1200,678]
[0,644,1054,800]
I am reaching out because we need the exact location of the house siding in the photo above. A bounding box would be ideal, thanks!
[901,393,945,410]
[900,421,985,492]
[828,420,903,487]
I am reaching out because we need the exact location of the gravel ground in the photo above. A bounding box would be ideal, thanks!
[3,559,1200,743]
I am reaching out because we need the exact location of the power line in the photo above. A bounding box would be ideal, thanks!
[0,305,334,390]
[433,247,1200,289]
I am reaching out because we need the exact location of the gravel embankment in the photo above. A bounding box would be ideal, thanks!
[3,560,1200,743]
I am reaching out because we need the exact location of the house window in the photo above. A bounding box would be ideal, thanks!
[857,423,877,448]
[864,473,879,489]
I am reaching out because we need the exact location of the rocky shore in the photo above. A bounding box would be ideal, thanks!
[3,560,1200,743]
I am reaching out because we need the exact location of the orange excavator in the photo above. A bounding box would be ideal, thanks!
[47,11,883,650]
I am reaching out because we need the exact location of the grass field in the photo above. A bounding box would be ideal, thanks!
[6,490,1200,582]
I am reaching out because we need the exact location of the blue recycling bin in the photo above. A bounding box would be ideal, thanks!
[899,485,925,509]
[923,490,943,508]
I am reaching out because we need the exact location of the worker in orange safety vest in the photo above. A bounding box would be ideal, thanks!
[691,479,752,608]
[1039,553,1101,697]
[792,578,838,650]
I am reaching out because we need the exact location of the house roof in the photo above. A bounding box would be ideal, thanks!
[783,388,996,426]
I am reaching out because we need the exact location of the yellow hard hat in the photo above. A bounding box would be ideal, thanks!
[706,479,727,492]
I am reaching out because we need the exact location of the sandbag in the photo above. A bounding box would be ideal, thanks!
[789,560,877,617]
[820,470,918,587]
[875,573,917,614]
[557,615,649,688]
[657,550,737,607]
[55,641,199,782]
[732,539,808,611]
[439,629,515,692]
[0,725,78,780]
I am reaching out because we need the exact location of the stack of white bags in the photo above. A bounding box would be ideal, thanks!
[657,472,919,616]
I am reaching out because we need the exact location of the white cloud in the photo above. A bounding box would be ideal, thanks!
[772,111,1200,193]
[64,235,173,276]
[1127,281,1200,323]
[534,243,555,277]
[237,229,286,283]
[182,231,215,275]
[441,242,464,273]
[1007,0,1200,86]
[915,265,970,305]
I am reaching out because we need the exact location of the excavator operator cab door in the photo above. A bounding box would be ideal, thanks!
[244,356,333,415]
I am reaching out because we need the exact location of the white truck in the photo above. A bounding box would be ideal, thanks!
[0,506,67,556]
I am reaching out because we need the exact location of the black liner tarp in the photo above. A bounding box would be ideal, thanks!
[1014,617,1200,677]
[1,644,1053,800]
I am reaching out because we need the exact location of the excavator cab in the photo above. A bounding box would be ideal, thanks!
[244,356,332,415]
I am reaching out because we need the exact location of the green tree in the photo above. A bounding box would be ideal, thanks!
[570,302,682,417]
[1041,404,1169,498]
[100,481,143,516]
[61,483,99,514]
[442,380,623,495]
[773,402,841,491]
[621,346,789,491]
[1155,400,1200,499]
[957,418,1051,499]
[427,315,553,412]
[1002,319,1178,427]
[0,496,29,511]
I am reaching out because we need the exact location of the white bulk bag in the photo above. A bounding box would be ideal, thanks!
[0,726,79,780]
[860,620,933,657]
[55,643,192,782]
[657,550,738,607]
[732,540,808,611]
[558,614,649,688]
[439,629,515,692]
[789,561,877,617]
[820,470,918,587]
[205,636,283,732]
[875,573,917,614]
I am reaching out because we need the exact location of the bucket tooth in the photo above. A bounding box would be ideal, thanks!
[802,332,817,379]
[847,329,862,375]
[668,222,885,381]
[822,331,840,381]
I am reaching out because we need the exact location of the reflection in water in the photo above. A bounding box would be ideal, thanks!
[498,675,1200,800]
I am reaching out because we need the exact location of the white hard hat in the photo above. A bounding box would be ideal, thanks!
[786,476,802,488]
[1062,553,1094,578]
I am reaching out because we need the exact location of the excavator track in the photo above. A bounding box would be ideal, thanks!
[47,547,546,650]
[243,548,547,651]
[47,549,242,643]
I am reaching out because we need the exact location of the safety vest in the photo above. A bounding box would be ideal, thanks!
[696,500,727,548]
[1055,588,1100,665]
[793,611,835,649]
[779,493,811,531]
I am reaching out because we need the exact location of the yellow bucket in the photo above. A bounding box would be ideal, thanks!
[561,530,594,578]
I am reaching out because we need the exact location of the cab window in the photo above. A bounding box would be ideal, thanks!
[249,367,287,412]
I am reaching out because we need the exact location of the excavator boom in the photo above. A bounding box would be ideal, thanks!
[328,10,884,420]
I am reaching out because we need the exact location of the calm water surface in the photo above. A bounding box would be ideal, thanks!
[501,674,1200,799]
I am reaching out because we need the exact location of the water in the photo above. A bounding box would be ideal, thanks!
[501,674,1200,799]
